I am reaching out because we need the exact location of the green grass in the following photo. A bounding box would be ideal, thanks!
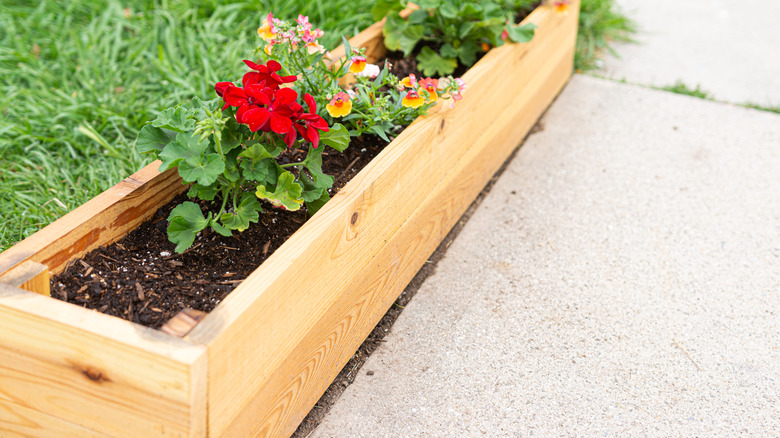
[0,0,635,252]
[660,81,712,99]
[575,0,635,72]
[0,0,376,251]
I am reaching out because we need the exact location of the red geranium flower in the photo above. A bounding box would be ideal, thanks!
[293,94,329,148]
[242,59,296,90]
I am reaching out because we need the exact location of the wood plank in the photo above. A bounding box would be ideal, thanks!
[0,398,111,438]
[161,308,208,338]
[188,3,579,436]
[0,261,49,296]
[0,283,207,437]
[0,162,185,276]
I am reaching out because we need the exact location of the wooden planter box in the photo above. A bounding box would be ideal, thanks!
[0,3,579,437]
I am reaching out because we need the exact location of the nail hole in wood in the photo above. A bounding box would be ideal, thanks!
[351,212,359,225]
[440,119,446,131]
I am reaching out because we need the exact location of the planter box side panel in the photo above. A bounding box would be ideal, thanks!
[191,3,579,436]
[0,284,207,438]
[0,399,112,438]
[0,162,183,277]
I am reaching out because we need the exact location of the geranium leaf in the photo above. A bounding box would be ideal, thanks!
[439,2,457,19]
[167,202,209,253]
[382,14,406,51]
[399,25,425,56]
[136,125,175,155]
[416,46,457,76]
[305,189,330,216]
[240,157,277,183]
[158,132,208,172]
[255,171,304,211]
[457,39,479,66]
[221,193,262,231]
[151,105,196,132]
[371,0,404,21]
[187,183,219,201]
[210,220,233,237]
[319,123,350,152]
[178,153,225,186]
[239,143,283,161]
[506,22,537,43]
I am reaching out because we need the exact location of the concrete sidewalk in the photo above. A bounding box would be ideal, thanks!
[311,75,780,437]
[311,1,780,435]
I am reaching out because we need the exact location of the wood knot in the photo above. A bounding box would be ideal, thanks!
[439,119,446,131]
[350,211,359,225]
[82,366,107,382]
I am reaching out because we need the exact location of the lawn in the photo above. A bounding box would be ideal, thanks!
[0,0,632,252]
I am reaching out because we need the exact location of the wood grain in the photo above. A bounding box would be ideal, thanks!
[0,283,207,437]
[187,2,580,436]
[0,398,112,438]
[0,261,49,296]
[0,162,185,277]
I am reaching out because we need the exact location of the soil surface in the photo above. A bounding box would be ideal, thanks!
[51,135,387,329]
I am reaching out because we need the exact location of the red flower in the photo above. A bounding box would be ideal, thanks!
[242,59,296,90]
[216,60,329,148]
[293,94,329,148]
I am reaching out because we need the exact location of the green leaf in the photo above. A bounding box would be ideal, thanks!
[220,117,243,153]
[136,125,176,155]
[415,0,439,8]
[239,143,282,161]
[240,157,276,183]
[459,21,476,39]
[167,202,209,253]
[151,105,196,132]
[210,220,232,237]
[440,43,457,59]
[439,2,458,19]
[305,190,330,216]
[506,22,537,43]
[416,46,457,76]
[368,125,391,142]
[406,9,429,25]
[158,132,209,172]
[383,14,406,51]
[187,183,219,201]
[300,147,335,202]
[255,171,304,211]
[222,147,241,183]
[457,39,480,66]
[319,123,350,152]
[399,25,425,56]
[220,193,262,231]
[371,0,404,21]
[178,153,225,186]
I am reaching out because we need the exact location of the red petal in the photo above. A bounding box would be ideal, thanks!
[243,59,265,71]
[304,93,317,113]
[214,81,232,97]
[245,85,271,106]
[223,86,247,107]
[236,103,253,123]
[243,108,271,132]
[267,60,281,72]
[270,112,292,134]
[284,129,297,147]
[307,125,320,149]
[274,87,298,105]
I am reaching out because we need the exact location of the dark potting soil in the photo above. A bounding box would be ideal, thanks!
[50,135,388,329]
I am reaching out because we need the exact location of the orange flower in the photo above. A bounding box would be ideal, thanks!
[418,78,438,102]
[349,56,366,73]
[400,74,417,88]
[257,13,277,41]
[326,92,352,117]
[402,90,425,108]
[481,42,491,52]
[552,0,570,13]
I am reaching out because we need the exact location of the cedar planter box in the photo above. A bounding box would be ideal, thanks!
[0,3,579,437]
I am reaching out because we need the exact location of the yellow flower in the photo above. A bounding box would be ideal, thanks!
[418,78,439,103]
[402,90,425,108]
[326,92,353,117]
[349,56,367,74]
[257,13,277,41]
[552,0,570,13]
[400,74,417,88]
